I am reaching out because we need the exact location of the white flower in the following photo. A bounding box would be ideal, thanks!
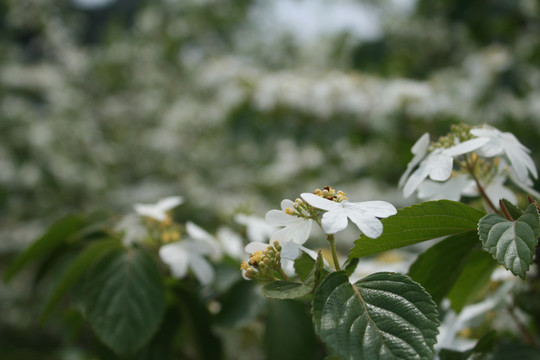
[300,193,397,238]
[398,132,430,188]
[115,213,148,246]
[265,199,313,245]
[402,137,489,198]
[471,126,538,183]
[159,239,215,285]
[134,196,184,222]
[416,173,474,201]
[185,221,223,261]
[186,221,245,261]
[234,213,276,243]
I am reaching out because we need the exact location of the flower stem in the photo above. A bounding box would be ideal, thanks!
[327,234,341,271]
[277,267,290,281]
[464,155,500,214]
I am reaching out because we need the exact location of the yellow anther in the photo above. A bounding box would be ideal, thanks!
[285,207,296,215]
[314,189,323,196]
[240,261,250,271]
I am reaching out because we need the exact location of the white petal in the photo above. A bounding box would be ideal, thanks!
[345,210,383,238]
[134,203,167,221]
[186,221,214,243]
[399,133,430,188]
[265,209,298,226]
[244,241,268,254]
[403,162,431,197]
[155,196,184,211]
[321,208,348,234]
[444,137,489,156]
[217,227,244,260]
[159,243,189,278]
[301,193,340,211]
[270,219,312,245]
[281,241,302,260]
[411,132,430,155]
[280,199,295,210]
[189,255,214,285]
[428,153,453,181]
[344,201,397,218]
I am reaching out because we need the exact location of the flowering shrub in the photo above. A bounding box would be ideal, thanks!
[5,123,540,359]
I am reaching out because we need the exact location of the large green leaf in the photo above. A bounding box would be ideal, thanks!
[350,200,485,259]
[40,238,122,323]
[312,271,439,360]
[408,231,479,304]
[4,215,84,282]
[478,203,540,278]
[80,247,166,356]
[447,249,497,313]
[265,299,317,360]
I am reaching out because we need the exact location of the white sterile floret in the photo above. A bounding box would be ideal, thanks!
[300,193,397,238]
[471,126,538,183]
[235,213,276,243]
[402,137,489,198]
[265,199,313,245]
[134,196,183,222]
[185,221,223,261]
[159,240,215,285]
[115,213,148,246]
[398,132,430,188]
[417,173,474,201]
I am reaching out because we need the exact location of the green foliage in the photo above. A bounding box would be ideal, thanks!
[40,238,122,323]
[78,247,166,356]
[408,231,480,304]
[447,249,498,313]
[312,271,439,360]
[4,215,84,282]
[350,200,485,259]
[478,203,540,278]
[265,299,318,360]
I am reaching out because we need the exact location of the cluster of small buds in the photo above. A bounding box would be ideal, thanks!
[160,226,181,244]
[241,241,286,281]
[431,123,474,151]
[284,197,311,218]
[313,186,348,202]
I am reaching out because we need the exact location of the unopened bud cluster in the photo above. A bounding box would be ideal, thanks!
[314,186,347,202]
[241,241,285,281]
[431,123,473,150]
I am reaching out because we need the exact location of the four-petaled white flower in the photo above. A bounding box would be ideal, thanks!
[186,221,245,261]
[265,199,313,245]
[471,126,538,183]
[300,193,397,238]
[402,137,489,198]
[134,196,184,222]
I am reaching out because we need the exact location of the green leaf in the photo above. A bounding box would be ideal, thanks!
[265,299,317,360]
[80,247,166,356]
[263,251,328,300]
[350,200,485,259]
[313,271,439,360]
[4,215,84,282]
[408,231,479,304]
[478,203,540,278]
[40,238,122,323]
[447,249,497,313]
[491,342,540,360]
[500,199,523,220]
[262,281,312,299]
[294,252,315,282]
[216,280,266,327]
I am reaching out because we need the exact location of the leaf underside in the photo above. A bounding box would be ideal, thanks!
[478,203,540,279]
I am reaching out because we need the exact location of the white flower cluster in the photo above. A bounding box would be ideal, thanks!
[400,125,539,205]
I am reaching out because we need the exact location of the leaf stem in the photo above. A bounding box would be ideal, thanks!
[327,234,341,271]
[507,304,538,348]
[277,267,290,282]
